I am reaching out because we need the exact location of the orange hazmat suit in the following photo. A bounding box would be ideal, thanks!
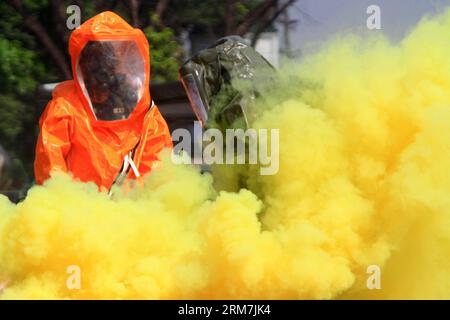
[34,11,172,191]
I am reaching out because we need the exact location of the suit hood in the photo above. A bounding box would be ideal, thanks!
[68,11,151,124]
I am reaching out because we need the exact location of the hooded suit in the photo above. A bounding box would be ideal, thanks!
[34,11,172,191]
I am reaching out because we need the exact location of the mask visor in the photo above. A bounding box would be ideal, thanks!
[78,40,145,121]
[181,73,209,126]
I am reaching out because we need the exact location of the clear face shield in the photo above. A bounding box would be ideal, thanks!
[180,73,209,126]
[78,40,145,121]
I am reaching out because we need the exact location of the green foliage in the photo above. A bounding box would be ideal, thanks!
[0,1,56,96]
[0,2,55,182]
[169,0,261,34]
[0,94,32,150]
[144,26,183,82]
[22,0,48,12]
[0,37,45,95]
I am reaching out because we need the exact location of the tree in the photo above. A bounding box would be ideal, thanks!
[0,2,57,177]
[144,25,183,83]
[4,0,297,80]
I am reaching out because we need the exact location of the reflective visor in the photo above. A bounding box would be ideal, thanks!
[77,40,145,121]
[180,74,209,126]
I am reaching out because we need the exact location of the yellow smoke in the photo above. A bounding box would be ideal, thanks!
[1,9,450,299]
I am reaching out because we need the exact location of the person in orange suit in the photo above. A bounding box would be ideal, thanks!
[34,11,172,192]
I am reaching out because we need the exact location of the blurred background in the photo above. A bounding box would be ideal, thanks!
[0,0,448,201]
